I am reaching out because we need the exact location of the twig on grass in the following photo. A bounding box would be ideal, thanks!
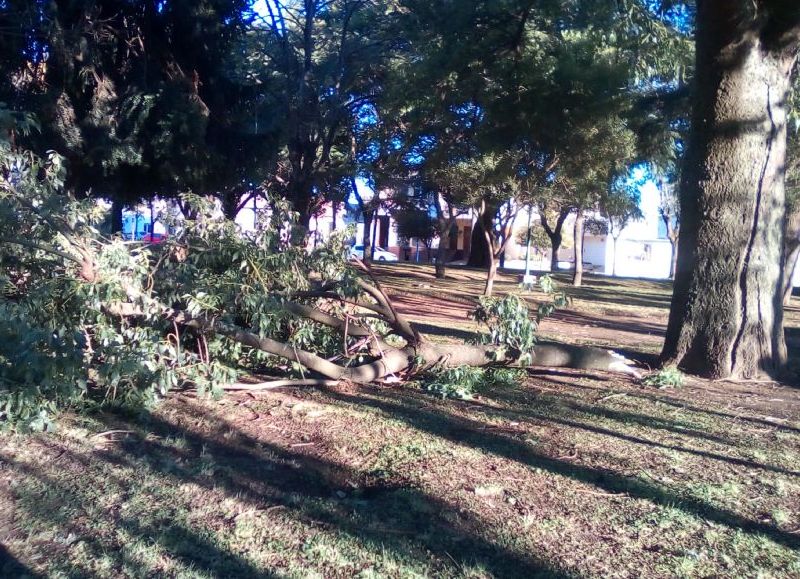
[89,430,134,439]
[575,489,629,498]
[598,392,628,403]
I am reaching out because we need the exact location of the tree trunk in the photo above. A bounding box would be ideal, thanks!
[467,213,491,268]
[572,212,585,287]
[661,4,798,379]
[610,236,619,277]
[484,258,498,297]
[362,210,373,265]
[668,237,678,279]
[548,233,562,272]
[220,194,240,221]
[783,240,800,305]
[370,212,379,260]
[540,208,570,273]
[782,203,800,305]
[435,234,448,278]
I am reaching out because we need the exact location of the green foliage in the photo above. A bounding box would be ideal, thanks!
[422,366,524,400]
[0,116,364,429]
[515,222,550,249]
[472,294,538,364]
[642,366,684,389]
[423,366,486,400]
[536,274,569,319]
[393,205,437,249]
[469,276,567,365]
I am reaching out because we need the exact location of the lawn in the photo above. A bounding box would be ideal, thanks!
[1,264,799,578]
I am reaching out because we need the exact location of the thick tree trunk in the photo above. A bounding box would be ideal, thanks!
[435,238,448,278]
[572,212,585,287]
[661,4,797,379]
[467,213,491,268]
[548,233,562,272]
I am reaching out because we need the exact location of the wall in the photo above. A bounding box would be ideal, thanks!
[606,238,672,278]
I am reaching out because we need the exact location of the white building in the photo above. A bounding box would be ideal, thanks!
[502,181,675,279]
[582,181,674,279]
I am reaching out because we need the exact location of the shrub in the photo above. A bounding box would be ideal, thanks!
[642,366,684,389]
[422,366,524,400]
[0,109,359,429]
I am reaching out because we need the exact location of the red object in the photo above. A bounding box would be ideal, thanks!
[141,232,167,244]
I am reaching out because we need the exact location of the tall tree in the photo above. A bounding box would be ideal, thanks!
[3,0,273,228]
[661,1,800,379]
[248,0,398,230]
[601,182,643,277]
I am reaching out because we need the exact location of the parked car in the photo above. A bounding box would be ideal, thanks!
[348,244,398,262]
[140,232,168,244]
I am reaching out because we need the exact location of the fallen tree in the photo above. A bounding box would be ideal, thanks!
[0,126,636,429]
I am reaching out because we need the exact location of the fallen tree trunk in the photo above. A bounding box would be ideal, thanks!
[166,296,639,384]
[118,258,640,388]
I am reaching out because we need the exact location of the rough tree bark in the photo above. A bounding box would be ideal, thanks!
[467,210,491,268]
[661,1,800,379]
[572,212,585,287]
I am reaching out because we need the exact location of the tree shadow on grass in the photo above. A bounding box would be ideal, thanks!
[605,388,800,434]
[321,387,800,551]
[3,451,283,578]
[0,543,42,578]
[548,310,667,337]
[484,395,799,477]
[485,384,735,445]
[412,321,480,342]
[3,406,569,579]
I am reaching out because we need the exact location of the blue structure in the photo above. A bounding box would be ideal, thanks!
[122,213,153,240]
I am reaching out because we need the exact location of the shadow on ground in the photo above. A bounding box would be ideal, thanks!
[2,402,568,578]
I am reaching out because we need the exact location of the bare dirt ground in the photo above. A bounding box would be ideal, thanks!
[1,263,799,578]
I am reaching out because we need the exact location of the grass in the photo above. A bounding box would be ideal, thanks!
[2,262,800,578]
